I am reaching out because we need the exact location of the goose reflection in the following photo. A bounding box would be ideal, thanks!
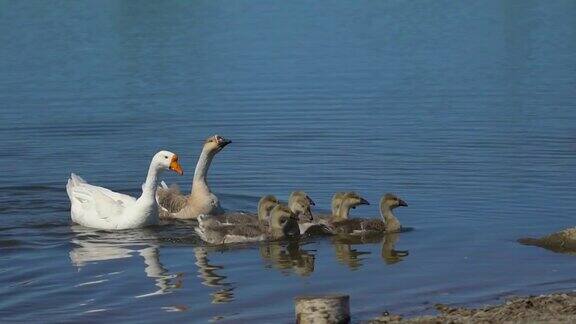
[331,236,371,270]
[331,233,409,269]
[193,247,235,303]
[259,241,316,276]
[69,226,182,298]
[381,233,409,265]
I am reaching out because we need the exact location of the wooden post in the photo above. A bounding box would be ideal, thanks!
[295,294,350,324]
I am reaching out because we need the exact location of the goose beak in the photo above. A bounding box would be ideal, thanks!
[307,196,316,206]
[360,198,370,205]
[169,155,184,175]
[398,199,408,207]
[218,137,232,148]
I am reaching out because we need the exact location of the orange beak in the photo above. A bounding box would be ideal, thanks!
[169,155,184,175]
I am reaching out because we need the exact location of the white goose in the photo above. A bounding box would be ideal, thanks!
[66,151,184,230]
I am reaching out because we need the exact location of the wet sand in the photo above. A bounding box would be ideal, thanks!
[371,292,576,323]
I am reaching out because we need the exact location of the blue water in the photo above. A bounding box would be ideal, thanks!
[1,1,576,322]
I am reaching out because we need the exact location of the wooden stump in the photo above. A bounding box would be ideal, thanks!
[295,294,350,324]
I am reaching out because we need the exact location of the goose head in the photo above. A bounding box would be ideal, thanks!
[341,192,370,210]
[269,205,300,239]
[153,151,184,175]
[380,193,408,211]
[331,192,346,216]
[335,192,369,221]
[288,191,315,222]
[257,195,280,222]
[204,135,232,154]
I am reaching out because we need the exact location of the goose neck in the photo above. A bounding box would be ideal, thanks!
[381,205,401,232]
[192,148,214,194]
[141,163,160,202]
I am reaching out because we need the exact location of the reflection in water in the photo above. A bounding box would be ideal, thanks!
[138,246,184,298]
[259,241,316,277]
[332,238,371,270]
[192,241,315,304]
[69,226,183,298]
[381,234,409,265]
[332,233,409,269]
[194,247,234,304]
[191,240,317,305]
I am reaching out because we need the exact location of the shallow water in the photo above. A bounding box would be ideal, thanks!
[1,0,576,322]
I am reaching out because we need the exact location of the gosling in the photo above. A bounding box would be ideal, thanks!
[288,191,315,222]
[208,191,315,231]
[296,191,355,234]
[195,204,300,244]
[289,191,338,235]
[329,193,408,235]
[209,195,280,225]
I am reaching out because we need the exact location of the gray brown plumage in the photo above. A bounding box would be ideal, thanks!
[330,218,387,234]
[156,135,231,219]
[289,191,338,235]
[157,183,188,218]
[195,204,300,244]
[298,192,367,235]
[208,195,280,225]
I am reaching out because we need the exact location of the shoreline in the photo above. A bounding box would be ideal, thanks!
[370,292,576,323]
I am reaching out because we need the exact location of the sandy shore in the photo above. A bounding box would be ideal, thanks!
[370,292,576,323]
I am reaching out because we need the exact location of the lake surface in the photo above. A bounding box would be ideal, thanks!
[1,0,576,322]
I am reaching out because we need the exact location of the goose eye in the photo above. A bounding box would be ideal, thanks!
[164,156,168,159]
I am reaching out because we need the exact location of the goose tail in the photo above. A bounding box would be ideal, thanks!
[66,173,86,198]
[195,214,216,242]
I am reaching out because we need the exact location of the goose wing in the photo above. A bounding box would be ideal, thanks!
[330,218,386,235]
[211,212,259,225]
[196,215,265,244]
[67,173,136,226]
[156,182,188,213]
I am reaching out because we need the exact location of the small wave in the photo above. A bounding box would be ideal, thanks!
[84,309,107,314]
[75,279,109,287]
